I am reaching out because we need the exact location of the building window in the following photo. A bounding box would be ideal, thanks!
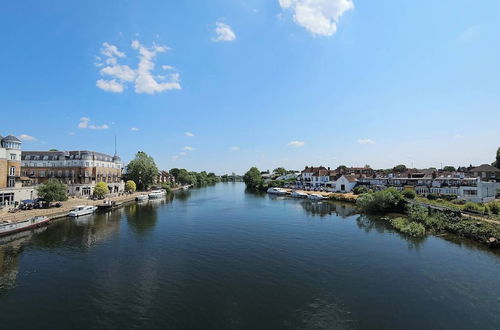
[10,154,16,160]
[8,178,15,187]
[9,167,15,176]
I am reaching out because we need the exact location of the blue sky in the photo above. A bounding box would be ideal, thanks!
[1,0,499,174]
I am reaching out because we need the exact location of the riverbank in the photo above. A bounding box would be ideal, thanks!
[0,186,190,223]
[279,188,359,202]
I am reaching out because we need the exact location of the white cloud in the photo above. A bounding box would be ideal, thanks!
[213,22,236,42]
[19,134,37,141]
[230,146,240,151]
[68,132,75,136]
[78,117,109,130]
[96,79,124,93]
[179,151,187,156]
[288,140,305,147]
[279,0,354,36]
[457,26,481,43]
[130,127,139,131]
[358,138,376,145]
[184,131,195,137]
[183,146,194,151]
[96,40,181,94]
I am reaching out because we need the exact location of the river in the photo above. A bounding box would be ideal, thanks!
[0,183,499,329]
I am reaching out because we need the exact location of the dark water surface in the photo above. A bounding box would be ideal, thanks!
[0,183,499,329]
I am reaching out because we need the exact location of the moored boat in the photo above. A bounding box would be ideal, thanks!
[307,194,325,200]
[148,190,166,199]
[135,194,148,202]
[267,187,287,195]
[291,191,308,198]
[0,216,51,236]
[68,205,98,217]
[97,200,121,211]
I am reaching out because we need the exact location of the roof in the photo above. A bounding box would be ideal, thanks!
[2,135,21,143]
[302,166,327,173]
[470,164,500,172]
[343,175,358,183]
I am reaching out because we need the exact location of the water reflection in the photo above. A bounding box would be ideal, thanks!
[299,200,357,218]
[126,199,165,235]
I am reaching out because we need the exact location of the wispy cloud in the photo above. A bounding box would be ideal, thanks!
[230,146,240,151]
[183,146,194,151]
[212,22,236,42]
[184,131,195,137]
[278,0,354,36]
[457,26,481,43]
[130,127,139,131]
[95,40,181,94]
[19,134,37,141]
[78,117,109,130]
[358,138,376,145]
[288,140,305,147]
[68,132,76,136]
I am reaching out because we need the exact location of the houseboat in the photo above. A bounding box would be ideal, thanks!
[97,200,121,211]
[291,191,308,198]
[0,216,51,236]
[68,205,98,217]
[135,194,148,202]
[267,187,287,195]
[148,190,166,199]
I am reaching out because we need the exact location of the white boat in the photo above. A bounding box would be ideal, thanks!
[267,187,287,195]
[0,216,51,236]
[291,191,308,198]
[68,205,98,217]
[135,194,148,202]
[307,194,325,200]
[148,190,166,199]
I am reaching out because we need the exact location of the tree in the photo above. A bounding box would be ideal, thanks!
[273,167,287,176]
[493,147,500,169]
[243,167,263,189]
[126,151,159,190]
[337,165,348,172]
[443,166,456,172]
[93,181,109,199]
[393,164,407,173]
[37,179,68,202]
[125,180,137,193]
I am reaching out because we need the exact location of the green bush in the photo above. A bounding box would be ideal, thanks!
[353,186,369,195]
[427,193,439,200]
[161,183,172,194]
[463,202,481,213]
[442,194,458,201]
[390,217,426,237]
[356,188,406,213]
[402,190,416,199]
[489,202,499,215]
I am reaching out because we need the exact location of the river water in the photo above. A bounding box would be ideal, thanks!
[0,183,499,329]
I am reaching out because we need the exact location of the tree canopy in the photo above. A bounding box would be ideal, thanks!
[126,151,159,190]
[125,180,137,193]
[37,179,68,202]
[273,167,287,176]
[243,167,263,189]
[393,164,407,173]
[93,181,109,199]
[443,166,456,172]
[494,147,500,169]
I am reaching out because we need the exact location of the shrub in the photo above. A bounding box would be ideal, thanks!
[463,202,481,213]
[442,194,458,201]
[427,193,439,200]
[452,199,466,205]
[37,179,68,202]
[356,188,406,213]
[390,217,426,237]
[93,181,109,199]
[125,180,137,193]
[161,183,172,194]
[353,186,369,195]
[402,190,416,199]
[489,202,499,215]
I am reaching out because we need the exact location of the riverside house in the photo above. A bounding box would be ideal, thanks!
[297,166,358,193]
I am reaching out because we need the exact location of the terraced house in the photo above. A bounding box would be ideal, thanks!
[21,150,124,197]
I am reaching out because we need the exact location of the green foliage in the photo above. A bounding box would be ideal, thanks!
[443,166,456,172]
[37,179,68,202]
[493,147,500,168]
[243,167,264,189]
[356,188,406,213]
[402,190,416,199]
[93,181,109,199]
[161,183,172,193]
[390,217,426,237]
[268,180,285,188]
[489,201,499,215]
[353,186,369,195]
[125,180,137,193]
[392,164,407,173]
[273,167,287,176]
[169,169,219,186]
[426,193,439,200]
[463,202,481,213]
[126,151,159,190]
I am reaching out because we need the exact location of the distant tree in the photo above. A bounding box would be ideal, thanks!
[126,151,159,190]
[493,147,500,169]
[125,180,137,193]
[49,149,58,151]
[37,179,68,202]
[273,167,287,176]
[169,168,180,181]
[364,164,371,168]
[243,167,263,189]
[337,165,348,172]
[93,181,109,199]
[393,164,407,173]
[443,166,456,172]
